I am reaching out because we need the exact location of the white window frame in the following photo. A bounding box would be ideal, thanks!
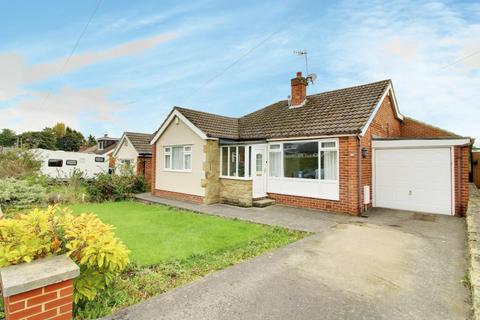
[220,145,250,180]
[163,145,192,172]
[267,138,339,182]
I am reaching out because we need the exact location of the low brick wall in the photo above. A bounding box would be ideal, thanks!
[467,184,480,320]
[152,189,204,204]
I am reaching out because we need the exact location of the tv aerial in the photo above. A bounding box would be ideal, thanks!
[294,50,316,84]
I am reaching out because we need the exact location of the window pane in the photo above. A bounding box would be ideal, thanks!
[269,152,281,177]
[184,146,192,152]
[95,157,105,162]
[321,141,336,148]
[321,150,337,180]
[238,146,245,177]
[184,154,191,170]
[172,146,184,170]
[165,155,171,169]
[66,160,77,166]
[283,142,318,179]
[48,159,63,167]
[229,147,237,176]
[248,146,252,177]
[256,154,262,173]
[222,147,228,176]
[269,144,280,150]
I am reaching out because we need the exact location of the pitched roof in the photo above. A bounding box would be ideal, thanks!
[174,107,240,140]
[124,132,154,154]
[172,80,393,140]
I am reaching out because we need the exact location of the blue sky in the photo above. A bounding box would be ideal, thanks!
[1,0,479,143]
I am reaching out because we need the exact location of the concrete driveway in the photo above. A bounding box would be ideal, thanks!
[107,201,469,320]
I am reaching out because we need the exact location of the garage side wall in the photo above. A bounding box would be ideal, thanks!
[455,146,470,216]
[360,94,402,209]
[401,117,457,138]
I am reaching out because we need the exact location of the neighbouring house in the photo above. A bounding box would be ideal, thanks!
[112,132,153,184]
[150,72,472,216]
[82,134,119,170]
[473,148,480,189]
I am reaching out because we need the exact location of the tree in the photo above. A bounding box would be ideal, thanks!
[20,128,57,150]
[86,134,97,147]
[57,127,86,151]
[0,129,17,147]
[52,123,66,139]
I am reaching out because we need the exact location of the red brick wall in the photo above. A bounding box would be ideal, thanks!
[473,152,480,189]
[401,117,457,138]
[3,279,73,320]
[152,189,204,204]
[360,94,402,210]
[268,136,361,215]
[136,156,153,189]
[454,146,470,216]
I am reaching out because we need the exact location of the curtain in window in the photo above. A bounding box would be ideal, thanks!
[172,147,184,170]
[269,152,281,177]
[321,150,337,180]
[184,154,191,170]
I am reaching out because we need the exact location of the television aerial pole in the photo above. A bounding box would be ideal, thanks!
[294,50,308,75]
[294,50,316,84]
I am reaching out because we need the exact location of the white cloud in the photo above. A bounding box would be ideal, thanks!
[320,0,480,144]
[0,86,123,132]
[0,32,177,101]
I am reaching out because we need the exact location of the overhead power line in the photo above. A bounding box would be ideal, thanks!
[440,49,480,70]
[40,0,103,107]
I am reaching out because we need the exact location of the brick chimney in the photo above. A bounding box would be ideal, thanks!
[290,71,307,107]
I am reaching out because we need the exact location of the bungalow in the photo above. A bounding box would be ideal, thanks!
[112,132,153,184]
[150,72,472,216]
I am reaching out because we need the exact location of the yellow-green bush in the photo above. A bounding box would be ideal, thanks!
[0,206,130,304]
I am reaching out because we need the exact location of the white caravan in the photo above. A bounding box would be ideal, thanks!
[32,149,108,180]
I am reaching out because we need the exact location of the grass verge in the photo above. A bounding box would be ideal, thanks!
[75,226,306,319]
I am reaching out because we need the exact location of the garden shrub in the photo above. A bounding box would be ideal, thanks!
[87,172,147,202]
[0,178,46,210]
[0,206,130,305]
[0,149,41,179]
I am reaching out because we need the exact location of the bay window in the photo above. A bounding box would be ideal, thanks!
[220,145,247,178]
[164,145,192,171]
[268,140,338,181]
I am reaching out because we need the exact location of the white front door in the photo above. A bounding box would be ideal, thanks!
[374,147,453,215]
[252,145,267,198]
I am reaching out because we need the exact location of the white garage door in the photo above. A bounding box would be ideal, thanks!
[374,147,452,215]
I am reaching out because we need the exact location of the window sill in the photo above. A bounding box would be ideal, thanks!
[220,175,252,181]
[164,169,192,173]
[267,176,338,183]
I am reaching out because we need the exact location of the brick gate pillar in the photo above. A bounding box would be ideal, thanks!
[0,255,79,320]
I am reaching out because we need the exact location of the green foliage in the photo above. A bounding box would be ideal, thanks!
[0,149,41,179]
[75,226,306,319]
[86,134,97,147]
[0,178,46,210]
[56,127,86,151]
[46,171,89,204]
[0,128,17,147]
[0,206,130,306]
[87,172,147,202]
[19,128,57,150]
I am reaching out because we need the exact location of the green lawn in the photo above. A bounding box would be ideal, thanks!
[66,201,307,319]
[69,201,276,266]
